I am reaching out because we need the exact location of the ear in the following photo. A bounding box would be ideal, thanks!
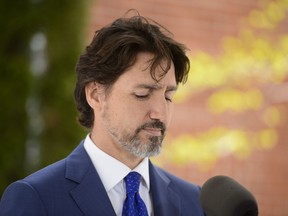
[85,82,104,111]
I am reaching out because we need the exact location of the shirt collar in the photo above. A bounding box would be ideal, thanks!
[83,134,150,192]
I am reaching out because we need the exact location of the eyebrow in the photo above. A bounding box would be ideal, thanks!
[134,84,178,92]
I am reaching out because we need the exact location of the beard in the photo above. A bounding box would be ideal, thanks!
[102,107,166,158]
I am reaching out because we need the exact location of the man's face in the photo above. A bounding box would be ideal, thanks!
[101,52,177,158]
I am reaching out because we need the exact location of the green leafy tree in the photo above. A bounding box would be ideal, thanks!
[0,0,87,195]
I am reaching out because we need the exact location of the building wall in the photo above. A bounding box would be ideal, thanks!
[87,1,288,215]
[88,0,259,54]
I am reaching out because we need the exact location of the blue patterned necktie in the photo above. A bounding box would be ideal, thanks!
[122,172,148,216]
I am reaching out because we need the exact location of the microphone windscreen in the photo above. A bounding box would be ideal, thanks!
[200,175,258,216]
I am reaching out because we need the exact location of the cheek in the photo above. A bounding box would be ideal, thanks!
[109,97,149,126]
[127,103,150,122]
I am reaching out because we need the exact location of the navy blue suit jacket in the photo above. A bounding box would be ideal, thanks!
[0,142,205,216]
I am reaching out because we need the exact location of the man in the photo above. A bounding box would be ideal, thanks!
[0,11,205,216]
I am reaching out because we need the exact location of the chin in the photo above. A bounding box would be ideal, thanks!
[133,141,162,158]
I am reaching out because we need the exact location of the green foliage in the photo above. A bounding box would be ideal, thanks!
[0,0,88,195]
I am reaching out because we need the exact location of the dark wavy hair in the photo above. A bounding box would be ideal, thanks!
[74,11,190,128]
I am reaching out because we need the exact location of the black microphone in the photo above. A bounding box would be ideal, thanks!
[200,175,258,216]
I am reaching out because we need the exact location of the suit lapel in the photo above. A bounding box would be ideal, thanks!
[65,142,116,216]
[64,143,181,216]
[149,162,181,216]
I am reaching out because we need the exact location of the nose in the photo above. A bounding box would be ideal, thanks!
[148,98,169,123]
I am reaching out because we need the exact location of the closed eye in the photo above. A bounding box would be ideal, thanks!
[165,97,172,102]
[135,94,150,100]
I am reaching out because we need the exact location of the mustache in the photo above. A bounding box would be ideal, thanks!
[137,120,166,135]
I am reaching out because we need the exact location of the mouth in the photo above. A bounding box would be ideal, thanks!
[142,127,163,136]
[138,120,166,137]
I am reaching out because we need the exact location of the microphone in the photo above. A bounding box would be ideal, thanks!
[200,175,258,216]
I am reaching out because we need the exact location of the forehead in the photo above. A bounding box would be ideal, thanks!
[116,52,176,88]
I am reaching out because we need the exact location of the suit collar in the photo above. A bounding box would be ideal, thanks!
[65,142,116,216]
[64,142,181,216]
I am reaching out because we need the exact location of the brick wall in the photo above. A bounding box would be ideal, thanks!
[87,1,288,215]
[88,0,259,54]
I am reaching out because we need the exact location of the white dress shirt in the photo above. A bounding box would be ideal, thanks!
[84,134,153,216]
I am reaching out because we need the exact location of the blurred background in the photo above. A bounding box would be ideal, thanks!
[1,0,287,215]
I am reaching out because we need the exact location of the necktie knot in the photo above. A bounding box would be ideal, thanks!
[125,172,141,195]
